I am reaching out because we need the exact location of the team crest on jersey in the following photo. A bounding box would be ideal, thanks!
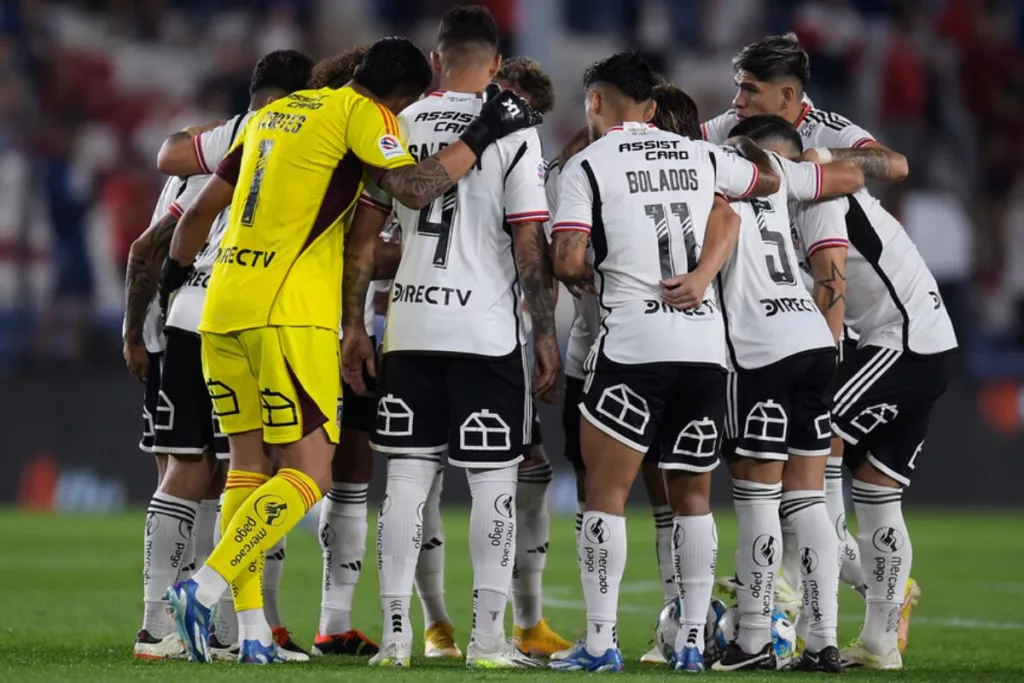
[378,134,406,160]
[536,161,546,180]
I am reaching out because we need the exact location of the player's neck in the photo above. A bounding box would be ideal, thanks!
[438,67,491,95]
[782,98,808,126]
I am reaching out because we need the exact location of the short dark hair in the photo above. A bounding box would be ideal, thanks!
[308,45,368,89]
[437,5,499,53]
[495,57,555,114]
[583,51,657,103]
[733,33,810,86]
[353,37,432,100]
[250,50,315,96]
[651,84,700,139]
[728,114,804,153]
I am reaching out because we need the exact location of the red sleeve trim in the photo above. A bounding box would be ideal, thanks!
[551,221,591,234]
[215,145,243,186]
[739,164,760,198]
[193,135,211,174]
[506,211,550,225]
[700,122,709,141]
[807,238,849,257]
[168,202,184,219]
[813,163,824,202]
[373,102,398,137]
[852,138,876,148]
[357,193,391,214]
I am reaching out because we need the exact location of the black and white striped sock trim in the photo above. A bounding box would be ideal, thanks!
[825,465,844,481]
[148,495,197,527]
[732,481,782,503]
[518,462,553,485]
[326,485,369,505]
[779,492,826,519]
[575,512,583,534]
[851,481,903,506]
[652,505,673,530]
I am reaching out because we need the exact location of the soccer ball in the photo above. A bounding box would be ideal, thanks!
[654,597,728,661]
[705,604,797,669]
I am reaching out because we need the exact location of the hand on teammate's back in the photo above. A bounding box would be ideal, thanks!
[660,272,711,310]
[459,86,542,159]
[532,335,561,403]
[341,328,377,395]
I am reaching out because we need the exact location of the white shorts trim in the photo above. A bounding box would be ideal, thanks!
[369,442,448,455]
[788,447,832,457]
[578,403,648,455]
[658,459,721,474]
[215,451,231,461]
[832,422,859,445]
[734,447,788,461]
[139,443,156,454]
[447,454,524,469]
[866,453,911,487]
[157,446,208,456]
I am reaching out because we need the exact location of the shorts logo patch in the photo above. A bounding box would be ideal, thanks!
[851,403,898,434]
[672,418,719,460]
[378,134,406,160]
[155,390,175,431]
[814,413,832,440]
[596,383,650,435]
[260,389,298,427]
[743,400,787,443]
[255,494,289,527]
[206,380,240,417]
[460,409,511,452]
[377,394,413,437]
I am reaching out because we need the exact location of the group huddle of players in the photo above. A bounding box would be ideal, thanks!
[122,3,956,674]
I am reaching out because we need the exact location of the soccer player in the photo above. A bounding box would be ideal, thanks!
[547,52,774,674]
[702,32,918,631]
[342,7,556,668]
[493,55,573,659]
[159,35,540,664]
[707,114,864,672]
[778,128,957,672]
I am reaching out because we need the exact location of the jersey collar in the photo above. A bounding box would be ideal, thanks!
[428,90,483,100]
[793,100,813,128]
[606,122,656,135]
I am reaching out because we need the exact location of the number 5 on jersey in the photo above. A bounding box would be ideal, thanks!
[418,186,458,268]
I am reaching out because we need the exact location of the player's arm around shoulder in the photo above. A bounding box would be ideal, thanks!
[548,155,595,290]
[718,136,780,197]
[156,118,230,176]
[777,153,864,201]
[805,141,908,184]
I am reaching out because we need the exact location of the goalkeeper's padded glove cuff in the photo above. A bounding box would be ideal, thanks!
[158,258,193,314]
[459,118,496,160]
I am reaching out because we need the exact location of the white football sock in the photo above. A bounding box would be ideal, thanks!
[379,457,436,648]
[211,500,238,645]
[853,480,911,655]
[262,536,286,629]
[781,512,800,586]
[193,498,218,569]
[513,462,552,628]
[415,465,452,627]
[466,466,518,648]
[825,457,866,595]
[237,607,273,647]
[579,511,625,656]
[673,513,718,654]
[575,502,585,560]
[733,481,782,653]
[652,504,676,603]
[142,492,198,637]
[781,489,840,651]
[318,482,368,635]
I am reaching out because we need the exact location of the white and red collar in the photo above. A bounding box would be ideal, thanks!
[605,122,657,135]
[428,90,483,100]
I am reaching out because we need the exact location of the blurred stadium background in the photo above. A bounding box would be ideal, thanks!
[2,0,1024,512]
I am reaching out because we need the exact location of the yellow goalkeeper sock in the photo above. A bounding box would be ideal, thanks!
[218,470,269,612]
[207,468,322,592]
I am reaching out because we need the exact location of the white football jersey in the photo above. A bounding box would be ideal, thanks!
[718,152,834,369]
[553,123,758,366]
[383,91,549,357]
[791,191,957,355]
[166,113,252,334]
[702,100,876,151]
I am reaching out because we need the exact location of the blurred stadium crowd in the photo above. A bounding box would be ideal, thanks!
[0,0,1022,374]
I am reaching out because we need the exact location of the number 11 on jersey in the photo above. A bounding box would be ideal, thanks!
[644,202,699,278]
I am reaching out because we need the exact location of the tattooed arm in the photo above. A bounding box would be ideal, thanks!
[809,246,848,343]
[341,203,389,394]
[378,144,477,210]
[725,135,781,197]
[122,211,178,380]
[373,242,402,280]
[805,143,908,183]
[515,222,561,401]
[551,230,593,288]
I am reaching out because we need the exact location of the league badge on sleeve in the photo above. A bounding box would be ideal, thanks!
[378,134,406,160]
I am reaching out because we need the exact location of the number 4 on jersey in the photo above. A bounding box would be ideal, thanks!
[417,186,458,268]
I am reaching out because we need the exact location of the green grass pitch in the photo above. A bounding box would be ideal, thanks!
[2,508,1023,681]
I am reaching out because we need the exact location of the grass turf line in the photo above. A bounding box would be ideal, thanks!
[2,509,1023,681]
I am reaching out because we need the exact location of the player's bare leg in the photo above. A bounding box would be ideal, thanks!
[313,427,378,657]
[513,444,572,658]
[416,463,460,659]
[638,460,674,664]
[663,468,717,672]
[841,461,912,670]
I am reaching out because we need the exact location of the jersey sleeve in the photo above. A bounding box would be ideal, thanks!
[346,98,416,180]
[700,111,736,144]
[503,132,550,226]
[214,117,251,186]
[795,197,849,258]
[811,112,877,149]
[543,160,561,239]
[550,158,593,235]
[706,144,759,199]
[775,154,824,202]
[194,114,245,174]
[357,175,394,215]
[167,175,207,219]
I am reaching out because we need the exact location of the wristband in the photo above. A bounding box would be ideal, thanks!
[459,118,495,159]
[812,147,833,164]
